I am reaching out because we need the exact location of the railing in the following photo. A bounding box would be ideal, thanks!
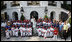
[27,1,40,6]
[11,2,20,7]
[48,2,56,6]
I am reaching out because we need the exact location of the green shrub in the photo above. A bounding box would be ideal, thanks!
[44,14,48,20]
[44,14,48,19]
[69,17,71,24]
[20,14,25,21]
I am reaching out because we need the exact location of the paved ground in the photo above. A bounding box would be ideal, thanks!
[1,35,71,41]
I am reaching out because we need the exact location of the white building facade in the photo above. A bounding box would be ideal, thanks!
[1,1,69,21]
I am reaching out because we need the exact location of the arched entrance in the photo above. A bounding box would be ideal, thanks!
[30,11,38,21]
[1,14,4,22]
[4,12,9,20]
[12,12,18,20]
[59,12,68,22]
[50,11,55,21]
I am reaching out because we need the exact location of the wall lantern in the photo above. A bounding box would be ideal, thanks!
[20,7,24,14]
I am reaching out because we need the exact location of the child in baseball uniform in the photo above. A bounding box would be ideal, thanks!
[46,27,50,37]
[53,27,58,40]
[17,21,20,29]
[19,25,23,37]
[5,28,10,39]
[50,26,54,37]
[27,25,31,36]
[8,26,12,37]
[27,26,31,36]
[42,27,47,39]
[22,25,26,36]
[25,25,29,36]
[37,26,42,36]
[14,26,19,37]
[29,26,32,36]
[41,27,45,37]
[11,25,15,36]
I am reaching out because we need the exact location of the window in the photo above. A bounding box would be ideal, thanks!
[48,1,56,6]
[27,1,40,6]
[11,1,20,7]
[1,1,6,10]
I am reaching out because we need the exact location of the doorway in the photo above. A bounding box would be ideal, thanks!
[12,12,18,20]
[50,11,55,21]
[30,11,38,21]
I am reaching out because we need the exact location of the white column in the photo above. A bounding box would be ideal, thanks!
[48,11,50,18]
[18,12,21,20]
[56,1,61,8]
[6,1,11,9]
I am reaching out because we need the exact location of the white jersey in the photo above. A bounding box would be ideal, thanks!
[15,28,18,32]
[14,28,19,36]
[19,27,23,36]
[5,30,10,38]
[22,27,26,31]
[46,23,48,25]
[23,23,26,25]
[22,27,26,36]
[13,23,16,25]
[48,22,51,26]
[50,27,54,31]
[37,28,41,32]
[41,29,46,36]
[11,27,15,31]
[43,21,46,24]
[19,27,23,32]
[25,27,30,36]
[29,27,32,30]
[37,28,42,36]
[50,27,54,36]
[25,27,28,34]
[47,29,50,32]
[11,27,15,36]
[46,29,50,37]
[17,22,20,25]
[43,29,46,33]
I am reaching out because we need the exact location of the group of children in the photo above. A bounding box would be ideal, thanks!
[36,25,58,39]
[5,19,58,39]
[36,19,58,39]
[5,20,32,39]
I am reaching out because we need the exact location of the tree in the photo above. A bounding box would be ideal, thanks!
[44,14,48,18]
[44,14,48,20]
[20,14,25,21]
[69,17,71,24]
